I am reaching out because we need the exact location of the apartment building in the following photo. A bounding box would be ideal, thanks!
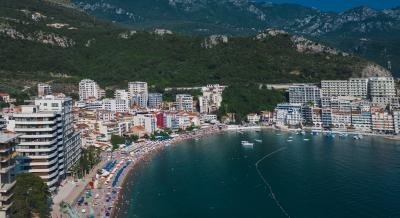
[114,89,130,103]
[133,114,157,134]
[289,84,321,106]
[102,98,129,113]
[13,96,81,191]
[273,103,303,127]
[148,93,163,109]
[175,94,194,112]
[349,78,369,98]
[369,77,396,105]
[79,79,105,101]
[199,84,225,114]
[128,82,148,108]
[371,111,395,134]
[321,80,349,97]
[37,83,52,97]
[0,133,18,218]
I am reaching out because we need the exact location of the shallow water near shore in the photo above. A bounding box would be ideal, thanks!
[116,130,400,218]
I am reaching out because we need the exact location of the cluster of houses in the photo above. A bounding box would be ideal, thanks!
[74,79,225,149]
[263,77,400,134]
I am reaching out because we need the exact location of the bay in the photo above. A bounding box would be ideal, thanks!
[117,130,400,218]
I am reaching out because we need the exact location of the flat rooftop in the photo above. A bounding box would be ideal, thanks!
[0,132,20,144]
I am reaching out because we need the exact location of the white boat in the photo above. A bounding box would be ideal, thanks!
[255,139,262,143]
[241,141,254,147]
[303,138,310,141]
[287,139,293,142]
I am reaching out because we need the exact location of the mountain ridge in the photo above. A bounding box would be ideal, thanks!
[71,0,400,76]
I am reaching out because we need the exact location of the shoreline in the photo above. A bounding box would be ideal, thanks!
[64,124,400,217]
[112,126,224,218]
[65,125,224,218]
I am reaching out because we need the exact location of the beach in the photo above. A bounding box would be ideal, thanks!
[54,124,224,218]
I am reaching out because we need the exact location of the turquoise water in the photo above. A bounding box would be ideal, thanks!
[117,131,400,218]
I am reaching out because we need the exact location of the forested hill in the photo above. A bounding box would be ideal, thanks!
[0,0,390,94]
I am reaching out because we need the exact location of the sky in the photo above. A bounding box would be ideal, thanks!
[263,0,400,11]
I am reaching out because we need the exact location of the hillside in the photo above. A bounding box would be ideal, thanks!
[72,0,400,76]
[0,0,390,114]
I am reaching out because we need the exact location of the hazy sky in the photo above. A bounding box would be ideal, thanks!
[264,0,400,11]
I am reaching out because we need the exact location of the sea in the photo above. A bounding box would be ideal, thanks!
[116,130,400,218]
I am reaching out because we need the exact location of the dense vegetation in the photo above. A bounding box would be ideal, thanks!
[219,84,287,121]
[0,0,375,115]
[73,0,400,76]
[12,173,51,218]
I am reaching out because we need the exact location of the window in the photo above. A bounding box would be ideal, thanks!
[52,103,58,107]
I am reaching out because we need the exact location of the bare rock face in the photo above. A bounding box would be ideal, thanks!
[361,64,392,77]
[202,35,228,48]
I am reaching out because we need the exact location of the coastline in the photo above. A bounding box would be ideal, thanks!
[112,126,224,218]
[62,124,400,217]
[112,126,224,217]
[64,125,224,218]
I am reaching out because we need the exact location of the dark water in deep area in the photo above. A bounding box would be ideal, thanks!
[117,130,400,218]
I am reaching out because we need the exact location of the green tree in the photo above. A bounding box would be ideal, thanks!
[12,173,51,218]
[111,134,124,151]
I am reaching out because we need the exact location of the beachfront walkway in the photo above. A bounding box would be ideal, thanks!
[51,158,108,218]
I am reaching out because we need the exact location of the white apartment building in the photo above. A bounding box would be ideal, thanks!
[0,133,18,218]
[79,79,105,101]
[133,114,157,134]
[128,82,148,108]
[13,96,81,191]
[289,84,321,106]
[114,89,130,103]
[148,93,163,109]
[369,77,396,105]
[349,78,369,98]
[102,98,129,113]
[176,94,194,112]
[274,103,303,127]
[199,84,225,114]
[247,113,260,124]
[371,111,395,133]
[321,80,349,97]
[37,83,52,97]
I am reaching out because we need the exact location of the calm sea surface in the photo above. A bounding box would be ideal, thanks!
[117,130,400,218]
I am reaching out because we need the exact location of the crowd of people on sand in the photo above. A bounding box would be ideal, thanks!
[71,125,224,218]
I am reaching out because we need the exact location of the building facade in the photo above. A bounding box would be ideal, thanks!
[0,133,18,218]
[37,83,53,97]
[128,82,148,108]
[79,79,104,101]
[289,84,321,106]
[13,96,81,191]
[175,94,194,112]
[148,93,163,109]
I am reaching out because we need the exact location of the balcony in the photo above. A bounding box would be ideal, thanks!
[19,133,58,139]
[19,138,58,146]
[0,181,16,193]
[15,125,57,132]
[17,144,58,153]
[14,120,55,125]
[0,165,15,174]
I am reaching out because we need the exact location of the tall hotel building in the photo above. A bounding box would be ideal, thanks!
[128,81,148,108]
[0,133,18,218]
[13,96,81,191]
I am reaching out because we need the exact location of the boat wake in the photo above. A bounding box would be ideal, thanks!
[255,147,290,218]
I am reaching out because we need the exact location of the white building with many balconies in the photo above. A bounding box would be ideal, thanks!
[79,79,105,101]
[12,96,81,191]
